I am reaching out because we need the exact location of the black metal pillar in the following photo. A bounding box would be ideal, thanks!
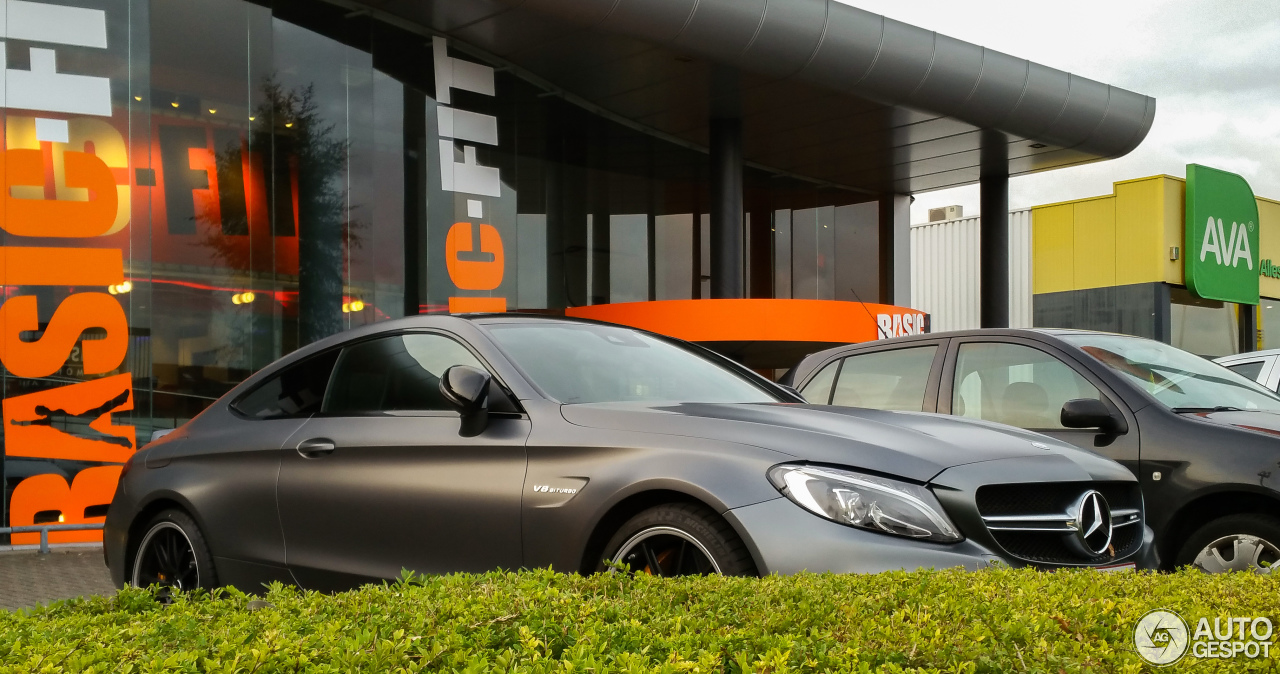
[1240,304,1258,353]
[980,133,1009,328]
[709,117,744,299]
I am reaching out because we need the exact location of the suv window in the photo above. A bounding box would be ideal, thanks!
[829,346,937,411]
[952,342,1102,429]
[799,360,839,404]
[1224,360,1266,383]
[323,333,484,415]
[232,351,340,419]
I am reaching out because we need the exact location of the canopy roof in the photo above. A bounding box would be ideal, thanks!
[356,0,1156,195]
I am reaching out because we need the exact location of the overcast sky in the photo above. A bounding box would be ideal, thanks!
[841,0,1280,224]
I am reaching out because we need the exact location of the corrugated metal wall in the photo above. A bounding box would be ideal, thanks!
[910,210,1033,332]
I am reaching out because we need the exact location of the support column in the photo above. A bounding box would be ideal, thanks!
[878,194,912,306]
[1240,304,1258,353]
[980,133,1009,328]
[709,117,744,299]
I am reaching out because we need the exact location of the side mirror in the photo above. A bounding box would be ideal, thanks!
[440,365,491,437]
[1060,398,1127,434]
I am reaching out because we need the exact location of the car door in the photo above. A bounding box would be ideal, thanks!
[939,337,1140,475]
[154,349,339,587]
[797,340,947,413]
[277,331,530,591]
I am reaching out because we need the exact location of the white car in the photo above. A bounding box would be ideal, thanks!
[1215,349,1280,392]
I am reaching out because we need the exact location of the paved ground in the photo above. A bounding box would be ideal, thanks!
[0,546,116,611]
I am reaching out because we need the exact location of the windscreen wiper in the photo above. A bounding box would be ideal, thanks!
[1170,405,1244,413]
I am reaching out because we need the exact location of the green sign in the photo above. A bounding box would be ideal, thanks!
[1185,164,1260,305]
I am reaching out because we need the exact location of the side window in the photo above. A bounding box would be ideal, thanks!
[830,346,937,411]
[952,342,1102,430]
[323,334,485,415]
[232,351,340,419]
[799,361,839,404]
[1224,360,1266,383]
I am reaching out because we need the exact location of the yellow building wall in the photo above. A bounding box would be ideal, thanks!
[1032,175,1274,295]
[1032,203,1076,293]
[1258,197,1280,299]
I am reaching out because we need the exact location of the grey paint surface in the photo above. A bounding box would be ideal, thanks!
[104,316,1149,591]
[349,0,1155,194]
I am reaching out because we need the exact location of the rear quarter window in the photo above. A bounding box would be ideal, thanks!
[231,351,340,419]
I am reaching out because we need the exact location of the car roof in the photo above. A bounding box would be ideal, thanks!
[809,326,1130,347]
[783,326,1159,386]
[1217,348,1280,361]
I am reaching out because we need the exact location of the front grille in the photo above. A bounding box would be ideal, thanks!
[976,482,1144,566]
[977,482,1141,517]
[990,518,1142,565]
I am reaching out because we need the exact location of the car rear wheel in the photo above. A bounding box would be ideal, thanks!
[1176,514,1280,574]
[131,509,218,590]
[600,503,756,577]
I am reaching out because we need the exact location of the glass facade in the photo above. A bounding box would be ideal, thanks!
[1259,297,1280,350]
[1169,286,1241,357]
[0,0,884,540]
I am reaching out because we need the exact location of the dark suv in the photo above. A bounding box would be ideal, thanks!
[783,329,1280,573]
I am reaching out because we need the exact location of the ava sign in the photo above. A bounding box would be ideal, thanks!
[1185,164,1260,305]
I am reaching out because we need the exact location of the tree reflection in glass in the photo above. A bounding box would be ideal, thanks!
[200,79,361,351]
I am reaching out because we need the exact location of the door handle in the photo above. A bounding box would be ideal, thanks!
[296,438,336,458]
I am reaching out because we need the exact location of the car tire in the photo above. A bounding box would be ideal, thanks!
[1175,514,1280,573]
[599,503,757,577]
[131,509,219,590]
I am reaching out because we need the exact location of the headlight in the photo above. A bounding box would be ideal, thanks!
[768,464,961,543]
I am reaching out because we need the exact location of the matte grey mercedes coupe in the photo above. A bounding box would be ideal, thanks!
[105,315,1152,591]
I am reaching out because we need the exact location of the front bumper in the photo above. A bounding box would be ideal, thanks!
[725,497,1003,574]
[729,451,1155,574]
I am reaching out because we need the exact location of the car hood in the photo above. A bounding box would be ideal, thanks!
[1178,409,1280,437]
[560,402,1109,483]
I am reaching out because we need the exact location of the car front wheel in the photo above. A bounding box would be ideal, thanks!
[1176,514,1280,574]
[599,503,757,577]
[131,509,218,590]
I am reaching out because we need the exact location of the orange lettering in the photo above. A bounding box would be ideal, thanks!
[2,373,136,462]
[446,222,504,290]
[0,293,127,378]
[9,466,123,544]
[0,247,124,286]
[1,149,118,237]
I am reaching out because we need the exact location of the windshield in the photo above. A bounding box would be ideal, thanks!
[1060,333,1280,412]
[486,323,780,404]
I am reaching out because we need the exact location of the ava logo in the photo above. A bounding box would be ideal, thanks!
[1185,164,1260,305]
[1198,217,1254,270]
[1134,609,1190,666]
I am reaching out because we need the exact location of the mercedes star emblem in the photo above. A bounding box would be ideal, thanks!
[1066,490,1114,557]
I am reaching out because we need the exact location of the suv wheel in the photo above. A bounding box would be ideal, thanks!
[131,509,218,590]
[599,503,757,576]
[1176,514,1280,573]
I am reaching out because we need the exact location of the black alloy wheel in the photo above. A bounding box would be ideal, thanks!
[612,527,720,576]
[131,510,217,590]
[600,503,756,577]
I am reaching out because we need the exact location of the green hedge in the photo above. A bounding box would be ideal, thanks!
[1,567,1276,672]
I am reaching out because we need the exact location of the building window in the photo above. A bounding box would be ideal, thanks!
[1170,286,1240,357]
